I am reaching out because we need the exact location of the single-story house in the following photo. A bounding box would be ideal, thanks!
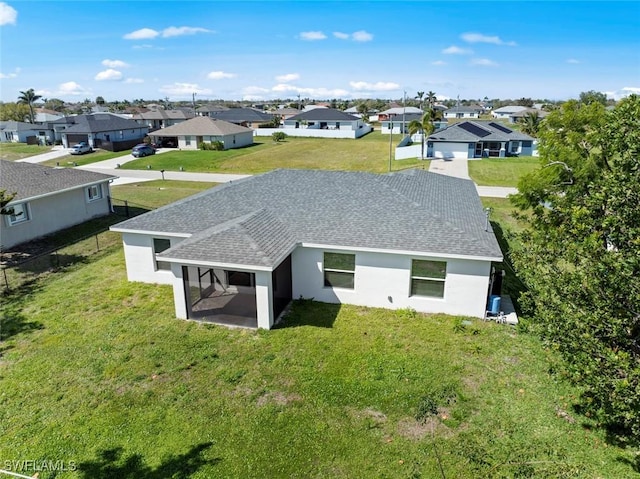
[207,108,275,128]
[131,110,195,131]
[279,108,372,138]
[443,106,483,119]
[34,108,64,123]
[491,105,528,119]
[196,105,230,117]
[0,121,53,145]
[110,169,503,330]
[378,107,423,121]
[507,108,549,124]
[148,116,254,150]
[273,107,301,121]
[426,121,535,158]
[0,160,116,250]
[381,113,448,135]
[51,113,149,151]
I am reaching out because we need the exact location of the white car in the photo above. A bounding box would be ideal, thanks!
[70,142,92,155]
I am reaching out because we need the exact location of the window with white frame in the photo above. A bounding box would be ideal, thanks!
[7,202,30,225]
[410,260,446,298]
[510,141,519,153]
[185,136,192,146]
[323,252,355,289]
[153,238,172,271]
[86,184,102,202]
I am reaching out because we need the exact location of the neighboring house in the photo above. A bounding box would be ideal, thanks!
[51,113,149,151]
[443,106,483,119]
[508,108,549,124]
[196,105,230,117]
[273,107,301,121]
[34,108,64,123]
[0,121,53,145]
[148,116,254,150]
[110,169,503,330]
[131,110,195,131]
[276,108,372,138]
[0,160,116,250]
[207,108,275,128]
[426,120,535,158]
[491,105,528,119]
[381,113,447,135]
[378,107,423,121]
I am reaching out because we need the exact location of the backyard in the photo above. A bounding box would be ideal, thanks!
[0,182,636,478]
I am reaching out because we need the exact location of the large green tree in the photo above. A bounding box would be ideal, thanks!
[0,102,30,121]
[17,88,42,123]
[511,95,640,440]
[579,90,608,106]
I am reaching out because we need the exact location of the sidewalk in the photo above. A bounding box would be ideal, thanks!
[17,145,70,163]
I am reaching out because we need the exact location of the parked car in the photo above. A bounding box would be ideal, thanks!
[131,144,156,158]
[70,142,92,155]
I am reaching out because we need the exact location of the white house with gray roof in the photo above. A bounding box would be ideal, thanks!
[111,169,503,330]
[426,121,536,158]
[0,160,116,250]
[255,108,372,139]
[148,116,254,150]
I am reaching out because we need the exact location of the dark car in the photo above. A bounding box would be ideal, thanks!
[131,144,156,158]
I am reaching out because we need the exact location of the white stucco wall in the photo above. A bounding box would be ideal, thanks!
[1,182,112,249]
[254,125,372,139]
[291,246,492,318]
[119,232,183,284]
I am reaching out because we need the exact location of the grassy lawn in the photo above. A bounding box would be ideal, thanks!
[1,251,635,478]
[0,142,54,161]
[469,157,541,187]
[122,133,427,174]
[1,183,636,478]
[40,149,132,168]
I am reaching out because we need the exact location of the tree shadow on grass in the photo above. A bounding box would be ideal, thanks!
[0,287,44,356]
[275,299,340,329]
[490,220,528,313]
[77,442,219,479]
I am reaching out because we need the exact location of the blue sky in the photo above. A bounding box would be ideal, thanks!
[1,1,638,103]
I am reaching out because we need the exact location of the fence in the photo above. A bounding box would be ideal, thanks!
[1,197,155,292]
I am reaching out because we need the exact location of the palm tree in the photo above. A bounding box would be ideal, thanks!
[426,91,437,108]
[415,91,424,110]
[521,111,542,136]
[408,108,443,159]
[17,88,42,123]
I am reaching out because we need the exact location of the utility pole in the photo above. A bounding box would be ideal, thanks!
[388,114,393,172]
[192,92,197,111]
[402,90,406,138]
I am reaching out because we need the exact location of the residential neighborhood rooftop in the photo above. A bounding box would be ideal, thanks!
[147,116,253,137]
[111,169,503,268]
[428,121,535,142]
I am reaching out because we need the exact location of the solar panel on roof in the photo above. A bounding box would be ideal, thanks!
[458,122,491,138]
[489,122,513,134]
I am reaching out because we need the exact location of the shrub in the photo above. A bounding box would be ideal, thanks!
[211,141,224,151]
[272,131,287,142]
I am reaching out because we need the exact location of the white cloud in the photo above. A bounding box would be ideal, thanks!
[349,81,399,91]
[300,31,327,41]
[0,67,19,79]
[461,32,516,46]
[275,73,300,82]
[333,32,349,40]
[243,86,270,95]
[606,87,640,100]
[471,58,498,66]
[58,81,90,96]
[159,82,212,96]
[132,44,154,49]
[431,60,446,66]
[566,58,581,64]
[352,30,373,42]
[95,69,123,81]
[442,45,472,55]
[124,28,159,40]
[124,78,144,84]
[271,84,349,97]
[102,59,129,68]
[0,2,17,26]
[162,26,211,38]
[207,71,236,80]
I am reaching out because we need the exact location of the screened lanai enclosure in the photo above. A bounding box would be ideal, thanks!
[181,255,292,329]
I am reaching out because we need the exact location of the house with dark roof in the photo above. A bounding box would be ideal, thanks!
[426,121,536,158]
[206,108,275,128]
[261,108,373,139]
[148,116,254,150]
[50,113,149,151]
[131,109,195,131]
[0,160,116,250]
[110,169,503,329]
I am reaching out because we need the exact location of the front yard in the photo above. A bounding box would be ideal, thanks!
[469,156,540,187]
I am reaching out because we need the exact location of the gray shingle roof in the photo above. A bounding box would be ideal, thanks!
[147,116,252,137]
[0,160,116,202]
[112,169,502,268]
[50,113,145,134]
[208,108,274,123]
[428,121,534,142]
[0,121,41,131]
[132,110,194,120]
[287,108,360,122]
[444,106,482,113]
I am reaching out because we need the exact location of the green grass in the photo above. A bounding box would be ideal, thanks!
[1,255,635,478]
[0,142,54,161]
[469,157,541,187]
[110,180,217,209]
[122,133,427,174]
[40,149,133,168]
